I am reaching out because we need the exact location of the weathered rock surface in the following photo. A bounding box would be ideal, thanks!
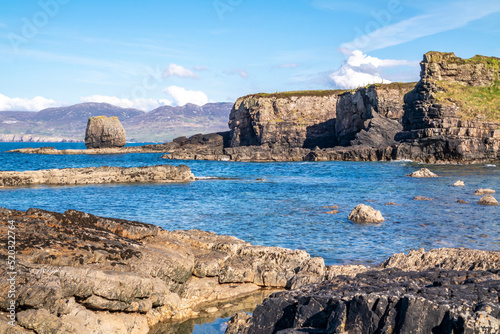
[347,204,385,223]
[0,165,194,187]
[478,194,499,206]
[85,116,126,149]
[226,248,500,334]
[0,208,324,333]
[406,168,438,178]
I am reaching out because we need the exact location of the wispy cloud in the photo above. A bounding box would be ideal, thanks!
[279,63,299,69]
[193,66,209,71]
[81,95,171,111]
[0,94,61,111]
[342,0,500,52]
[224,69,248,78]
[163,64,199,79]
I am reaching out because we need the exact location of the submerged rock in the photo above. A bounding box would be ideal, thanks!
[85,116,126,149]
[414,196,433,201]
[347,204,385,223]
[478,194,499,206]
[406,168,438,178]
[0,165,194,187]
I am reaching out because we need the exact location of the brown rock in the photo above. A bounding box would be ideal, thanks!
[457,199,469,204]
[474,188,496,195]
[478,194,499,206]
[414,196,433,201]
[85,116,126,149]
[406,168,438,178]
[347,204,385,223]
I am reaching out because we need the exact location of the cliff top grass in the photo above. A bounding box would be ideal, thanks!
[242,82,416,100]
[435,80,500,123]
[424,51,500,69]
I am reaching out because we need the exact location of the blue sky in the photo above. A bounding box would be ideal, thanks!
[0,0,499,111]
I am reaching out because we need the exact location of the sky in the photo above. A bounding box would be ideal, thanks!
[0,0,499,111]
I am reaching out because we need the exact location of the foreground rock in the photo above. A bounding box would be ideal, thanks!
[227,248,500,334]
[347,204,385,223]
[0,165,194,187]
[478,194,499,206]
[0,208,324,333]
[406,168,438,178]
[85,116,126,149]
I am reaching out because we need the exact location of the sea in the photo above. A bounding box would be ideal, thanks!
[1,142,499,333]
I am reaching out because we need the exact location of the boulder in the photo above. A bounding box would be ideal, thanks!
[85,116,126,149]
[453,180,465,186]
[478,194,499,206]
[347,204,385,223]
[406,168,438,178]
[475,188,496,195]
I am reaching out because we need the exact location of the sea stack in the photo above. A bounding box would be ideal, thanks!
[85,116,126,149]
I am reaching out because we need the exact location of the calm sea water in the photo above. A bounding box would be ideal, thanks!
[1,142,499,265]
[1,142,499,333]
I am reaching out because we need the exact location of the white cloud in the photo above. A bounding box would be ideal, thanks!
[81,95,172,111]
[0,94,61,111]
[163,86,209,106]
[163,64,199,79]
[342,0,500,52]
[329,50,413,89]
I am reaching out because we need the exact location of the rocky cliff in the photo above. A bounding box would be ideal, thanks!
[229,84,413,150]
[395,52,500,163]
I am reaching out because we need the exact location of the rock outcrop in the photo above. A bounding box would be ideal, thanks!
[478,194,499,206]
[394,52,500,163]
[347,204,385,223]
[0,165,194,187]
[0,208,325,333]
[226,248,500,334]
[406,168,438,178]
[475,188,496,195]
[85,116,126,149]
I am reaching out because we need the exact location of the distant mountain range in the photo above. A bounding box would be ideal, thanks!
[0,102,233,142]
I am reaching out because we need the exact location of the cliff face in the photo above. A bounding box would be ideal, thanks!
[229,93,339,149]
[229,84,413,150]
[396,52,500,163]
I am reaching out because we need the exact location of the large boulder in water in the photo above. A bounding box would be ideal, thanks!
[85,116,126,149]
[348,204,385,223]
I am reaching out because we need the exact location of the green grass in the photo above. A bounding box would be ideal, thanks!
[435,80,500,122]
[425,52,500,70]
[242,82,417,100]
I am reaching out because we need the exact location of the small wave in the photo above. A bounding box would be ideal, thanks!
[485,164,497,167]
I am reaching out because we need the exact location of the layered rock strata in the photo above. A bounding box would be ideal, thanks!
[0,165,194,187]
[227,248,500,334]
[0,208,325,333]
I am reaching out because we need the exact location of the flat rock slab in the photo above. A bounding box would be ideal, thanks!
[0,208,322,333]
[0,164,194,187]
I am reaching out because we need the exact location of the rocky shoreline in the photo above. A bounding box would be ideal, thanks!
[0,208,498,333]
[0,165,194,187]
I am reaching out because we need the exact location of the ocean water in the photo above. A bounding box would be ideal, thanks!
[1,142,499,333]
[1,142,499,265]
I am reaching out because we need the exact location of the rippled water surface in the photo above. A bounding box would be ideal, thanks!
[1,142,499,266]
